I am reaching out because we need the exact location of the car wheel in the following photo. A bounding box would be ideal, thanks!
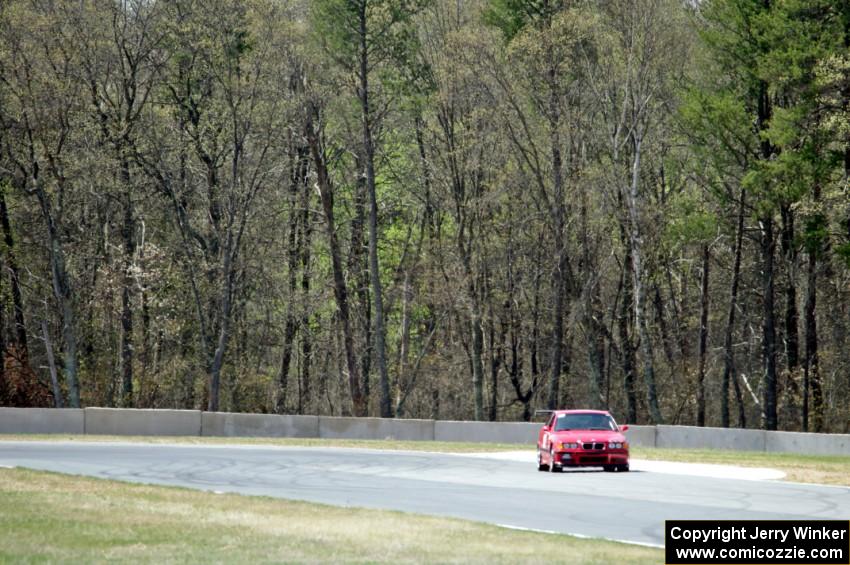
[549,447,562,473]
[618,463,630,472]
[537,449,549,472]
[603,465,616,472]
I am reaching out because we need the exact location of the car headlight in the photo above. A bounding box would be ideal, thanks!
[559,442,578,450]
[608,442,623,449]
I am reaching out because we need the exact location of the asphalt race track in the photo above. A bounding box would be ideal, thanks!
[1,441,848,546]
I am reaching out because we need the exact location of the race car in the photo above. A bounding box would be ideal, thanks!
[537,409,630,472]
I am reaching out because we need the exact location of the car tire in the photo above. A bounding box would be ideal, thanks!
[549,447,562,473]
[618,463,630,472]
[537,450,549,471]
[603,465,616,472]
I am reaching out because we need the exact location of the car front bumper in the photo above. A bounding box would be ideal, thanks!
[553,450,629,467]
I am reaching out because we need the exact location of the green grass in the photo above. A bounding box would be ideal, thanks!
[0,433,532,453]
[632,446,850,486]
[0,468,661,564]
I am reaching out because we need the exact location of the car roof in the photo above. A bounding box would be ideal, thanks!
[553,409,611,416]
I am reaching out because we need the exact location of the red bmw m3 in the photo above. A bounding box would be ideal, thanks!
[537,410,630,473]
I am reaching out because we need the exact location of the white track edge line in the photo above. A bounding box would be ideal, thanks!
[495,523,664,549]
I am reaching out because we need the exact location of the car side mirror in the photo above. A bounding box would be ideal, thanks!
[620,424,630,432]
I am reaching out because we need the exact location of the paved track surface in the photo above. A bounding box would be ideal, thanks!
[1,441,848,546]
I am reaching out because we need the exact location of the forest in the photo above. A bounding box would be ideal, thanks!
[0,0,848,432]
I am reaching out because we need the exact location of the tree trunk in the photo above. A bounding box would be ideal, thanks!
[0,298,5,404]
[755,73,779,431]
[586,283,606,410]
[276,263,299,414]
[119,157,135,408]
[619,250,638,424]
[803,244,821,431]
[207,235,234,413]
[276,145,307,414]
[546,66,567,411]
[275,154,301,414]
[0,183,27,358]
[780,205,799,379]
[0,296,5,403]
[696,243,710,427]
[447,129,485,421]
[722,188,747,428]
[348,162,372,411]
[358,6,392,418]
[559,334,574,409]
[41,320,64,408]
[626,135,663,424]
[504,223,536,421]
[470,283,485,421]
[653,285,677,369]
[488,314,500,422]
[761,216,778,430]
[529,237,544,395]
[139,225,151,405]
[803,180,823,432]
[35,186,80,408]
[299,181,314,415]
[307,107,366,416]
[507,321,535,421]
[780,204,800,426]
[398,270,412,409]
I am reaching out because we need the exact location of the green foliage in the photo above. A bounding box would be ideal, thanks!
[664,191,718,248]
[687,0,848,226]
[679,87,757,180]
[836,243,850,268]
[802,212,829,257]
[311,0,430,71]
[483,0,567,40]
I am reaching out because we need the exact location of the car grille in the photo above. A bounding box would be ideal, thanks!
[582,442,604,450]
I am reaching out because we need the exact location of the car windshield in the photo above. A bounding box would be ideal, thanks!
[554,413,617,431]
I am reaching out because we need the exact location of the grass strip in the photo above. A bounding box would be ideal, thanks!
[0,434,530,453]
[632,446,850,486]
[0,467,660,564]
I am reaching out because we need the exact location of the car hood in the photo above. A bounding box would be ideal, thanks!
[550,430,627,443]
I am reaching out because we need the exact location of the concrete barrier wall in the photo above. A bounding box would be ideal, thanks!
[2,408,850,455]
[656,425,766,452]
[319,417,435,441]
[623,425,656,448]
[202,412,319,438]
[0,408,85,434]
[765,430,850,456]
[434,420,539,444]
[85,408,201,436]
